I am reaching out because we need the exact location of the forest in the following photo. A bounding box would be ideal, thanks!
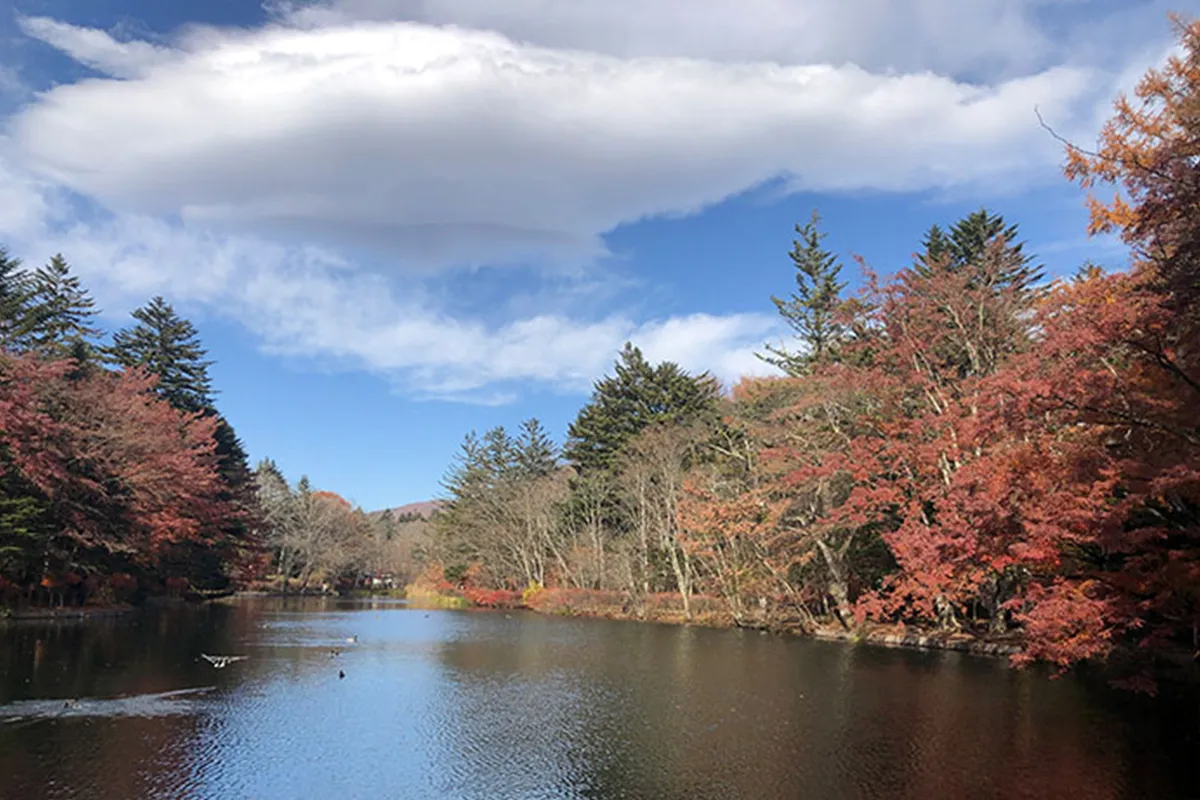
[423,20,1200,687]
[0,257,416,606]
[0,17,1196,688]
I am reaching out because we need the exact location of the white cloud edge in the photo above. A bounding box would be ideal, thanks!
[1,6,1170,402]
[6,13,1111,274]
[0,155,784,402]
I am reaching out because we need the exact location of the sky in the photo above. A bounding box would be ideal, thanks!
[0,0,1176,511]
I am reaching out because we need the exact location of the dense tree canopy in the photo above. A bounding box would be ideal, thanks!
[422,16,1200,691]
[565,342,720,472]
[0,259,264,600]
[2,9,1195,694]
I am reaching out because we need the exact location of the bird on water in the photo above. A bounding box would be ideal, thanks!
[200,654,249,669]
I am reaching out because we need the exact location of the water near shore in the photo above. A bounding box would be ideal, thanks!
[1,596,1195,799]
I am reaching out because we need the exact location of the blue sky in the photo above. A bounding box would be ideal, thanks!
[0,0,1173,510]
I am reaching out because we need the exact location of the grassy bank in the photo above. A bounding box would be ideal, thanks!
[404,585,469,609]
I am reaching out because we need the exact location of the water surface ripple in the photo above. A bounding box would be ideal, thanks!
[0,597,1195,799]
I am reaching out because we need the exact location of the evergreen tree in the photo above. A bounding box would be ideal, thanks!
[214,418,251,483]
[482,426,518,477]
[914,224,952,274]
[25,254,100,359]
[0,247,33,351]
[565,342,720,473]
[758,210,848,376]
[915,209,1044,295]
[0,469,53,581]
[435,431,493,573]
[108,296,214,412]
[514,418,557,478]
[211,416,256,524]
[110,297,259,588]
[441,432,486,498]
[948,208,1022,268]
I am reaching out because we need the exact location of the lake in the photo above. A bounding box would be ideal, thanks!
[0,597,1195,799]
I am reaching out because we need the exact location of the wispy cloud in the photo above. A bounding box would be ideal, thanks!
[0,5,1177,403]
[0,161,780,401]
[275,0,1069,79]
[10,15,1103,271]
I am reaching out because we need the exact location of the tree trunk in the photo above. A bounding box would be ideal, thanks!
[816,537,855,629]
[979,572,1012,634]
[934,594,961,631]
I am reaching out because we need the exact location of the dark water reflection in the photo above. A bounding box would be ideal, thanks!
[1,597,1196,799]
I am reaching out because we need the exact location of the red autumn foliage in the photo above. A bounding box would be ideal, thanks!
[994,271,1199,668]
[717,57,1200,675]
[0,353,238,569]
[314,490,353,509]
[682,20,1200,686]
[524,588,626,616]
[461,587,523,609]
[749,239,1197,675]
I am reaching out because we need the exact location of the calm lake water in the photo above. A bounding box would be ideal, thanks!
[0,597,1196,800]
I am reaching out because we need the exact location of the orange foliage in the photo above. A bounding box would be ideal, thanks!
[1065,14,1200,314]
[313,490,352,509]
[461,588,523,609]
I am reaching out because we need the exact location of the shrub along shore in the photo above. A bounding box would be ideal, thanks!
[402,581,1025,659]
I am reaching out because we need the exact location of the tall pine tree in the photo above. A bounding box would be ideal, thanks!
[565,342,719,473]
[915,208,1044,295]
[758,210,848,376]
[25,254,100,360]
[0,247,33,351]
[914,224,952,274]
[514,418,557,478]
[109,296,259,588]
[109,296,214,412]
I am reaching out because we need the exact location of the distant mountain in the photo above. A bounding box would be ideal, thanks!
[370,500,442,520]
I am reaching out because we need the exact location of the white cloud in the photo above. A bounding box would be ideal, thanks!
[0,152,56,241]
[16,17,174,79]
[277,0,1063,79]
[277,1,1183,83]
[0,157,780,400]
[9,15,1101,272]
[0,6,1177,402]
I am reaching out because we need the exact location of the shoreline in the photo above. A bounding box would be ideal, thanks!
[0,604,136,622]
[405,587,1026,660]
[569,611,1024,659]
[805,625,1023,657]
[1,590,1024,659]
